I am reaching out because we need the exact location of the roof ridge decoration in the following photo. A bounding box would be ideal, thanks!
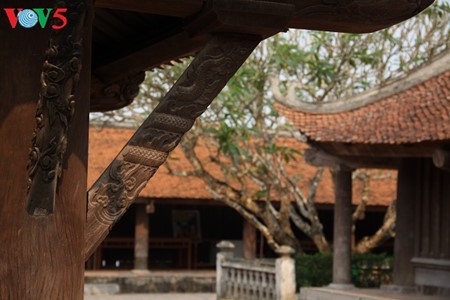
[273,50,450,114]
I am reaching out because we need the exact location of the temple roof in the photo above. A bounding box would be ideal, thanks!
[278,52,450,145]
[88,127,396,206]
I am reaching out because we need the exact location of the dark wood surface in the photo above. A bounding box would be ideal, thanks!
[89,0,434,111]
[0,0,439,297]
[0,11,92,299]
[84,35,260,259]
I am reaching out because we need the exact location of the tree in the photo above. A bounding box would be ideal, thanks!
[91,1,450,253]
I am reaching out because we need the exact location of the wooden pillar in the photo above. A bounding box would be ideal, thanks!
[331,167,354,288]
[243,219,257,259]
[392,159,416,287]
[134,203,149,271]
[0,3,92,299]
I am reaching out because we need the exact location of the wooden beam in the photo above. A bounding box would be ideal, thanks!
[26,0,89,216]
[95,0,433,34]
[305,147,400,169]
[84,34,260,259]
[317,142,440,158]
[95,0,205,18]
[93,0,295,84]
[288,0,434,33]
[93,30,206,84]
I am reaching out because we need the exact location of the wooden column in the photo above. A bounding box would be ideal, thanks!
[0,3,92,298]
[392,159,416,287]
[134,204,149,271]
[243,219,257,259]
[331,167,354,287]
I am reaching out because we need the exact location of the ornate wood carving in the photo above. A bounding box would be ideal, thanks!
[85,34,260,258]
[90,72,146,112]
[26,0,88,216]
[90,0,433,112]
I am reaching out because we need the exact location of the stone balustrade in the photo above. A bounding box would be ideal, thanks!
[216,241,296,300]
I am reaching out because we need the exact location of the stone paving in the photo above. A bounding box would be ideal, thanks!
[84,293,216,300]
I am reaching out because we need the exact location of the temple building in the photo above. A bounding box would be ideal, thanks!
[86,127,396,270]
[278,51,450,296]
[0,0,436,298]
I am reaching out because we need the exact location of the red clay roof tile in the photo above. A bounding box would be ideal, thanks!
[277,69,450,144]
[88,127,396,206]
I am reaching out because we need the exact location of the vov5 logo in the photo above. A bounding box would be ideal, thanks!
[4,8,67,29]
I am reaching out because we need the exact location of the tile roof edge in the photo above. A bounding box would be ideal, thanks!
[277,50,450,115]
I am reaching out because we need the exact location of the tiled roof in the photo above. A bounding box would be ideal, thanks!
[277,54,450,144]
[88,127,396,206]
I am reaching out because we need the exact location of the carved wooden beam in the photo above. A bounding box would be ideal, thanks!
[26,0,89,216]
[93,30,206,84]
[90,72,146,112]
[84,34,260,258]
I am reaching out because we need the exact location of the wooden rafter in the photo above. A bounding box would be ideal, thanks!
[95,0,205,18]
[84,34,260,258]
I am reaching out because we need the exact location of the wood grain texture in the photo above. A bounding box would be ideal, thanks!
[95,0,204,17]
[85,34,260,258]
[90,0,434,112]
[0,1,92,298]
[26,0,88,216]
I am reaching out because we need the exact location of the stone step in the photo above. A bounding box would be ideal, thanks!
[84,283,120,295]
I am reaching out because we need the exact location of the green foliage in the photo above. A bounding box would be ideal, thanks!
[352,253,394,288]
[296,253,333,287]
[295,253,393,288]
[89,0,450,253]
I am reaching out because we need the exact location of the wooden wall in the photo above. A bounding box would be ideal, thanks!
[412,158,450,293]
[395,157,450,295]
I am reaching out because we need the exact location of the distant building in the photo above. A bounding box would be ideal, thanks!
[278,51,450,295]
[86,127,396,270]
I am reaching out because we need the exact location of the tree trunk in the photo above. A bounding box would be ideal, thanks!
[354,200,396,254]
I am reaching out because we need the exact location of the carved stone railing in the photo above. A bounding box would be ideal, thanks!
[216,241,296,300]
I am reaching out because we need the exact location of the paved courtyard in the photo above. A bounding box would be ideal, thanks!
[85,293,216,300]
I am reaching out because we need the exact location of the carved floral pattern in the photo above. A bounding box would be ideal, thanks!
[27,0,88,216]
[90,160,156,225]
[90,72,146,111]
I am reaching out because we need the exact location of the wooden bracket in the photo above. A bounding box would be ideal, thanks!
[26,0,89,216]
[84,34,260,259]
[90,72,146,112]
[433,149,450,172]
